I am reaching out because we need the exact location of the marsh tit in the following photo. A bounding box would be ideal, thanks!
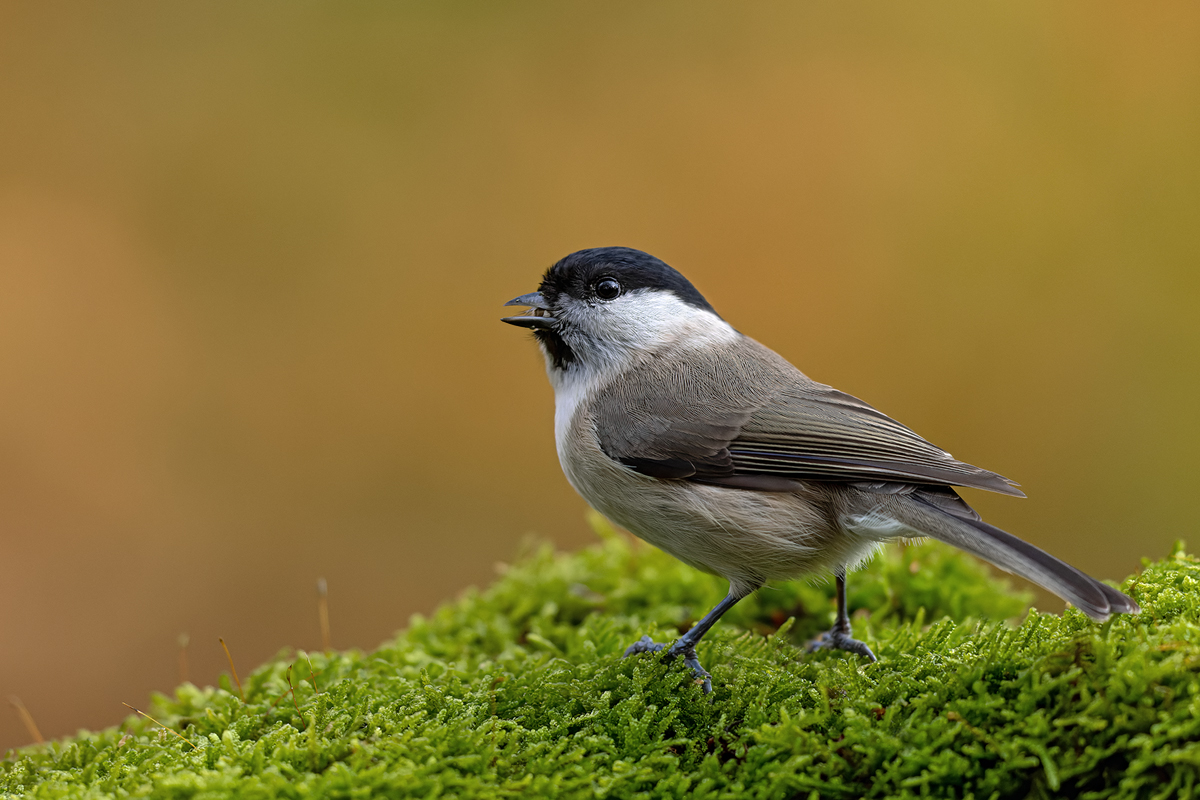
[502,247,1138,692]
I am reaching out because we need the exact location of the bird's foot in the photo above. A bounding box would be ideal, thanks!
[623,635,713,693]
[806,627,877,662]
[622,634,667,657]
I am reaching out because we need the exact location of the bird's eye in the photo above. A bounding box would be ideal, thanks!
[594,277,622,300]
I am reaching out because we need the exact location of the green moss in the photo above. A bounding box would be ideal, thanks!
[4,519,1198,799]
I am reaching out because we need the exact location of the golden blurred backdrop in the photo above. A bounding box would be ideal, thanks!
[1,3,1198,750]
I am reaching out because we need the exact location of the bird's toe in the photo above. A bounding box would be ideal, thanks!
[623,634,668,657]
[624,636,713,692]
[807,629,878,662]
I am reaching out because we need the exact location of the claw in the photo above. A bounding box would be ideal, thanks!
[806,628,878,662]
[623,635,667,657]
[623,635,713,693]
[668,641,712,693]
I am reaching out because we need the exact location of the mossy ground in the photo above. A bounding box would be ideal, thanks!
[4,517,1199,799]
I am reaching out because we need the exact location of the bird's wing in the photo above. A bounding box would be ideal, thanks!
[590,336,1024,497]
[729,385,1024,496]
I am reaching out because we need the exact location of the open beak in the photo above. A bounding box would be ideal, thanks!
[501,292,557,329]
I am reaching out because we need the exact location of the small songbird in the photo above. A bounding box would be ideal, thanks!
[502,246,1138,692]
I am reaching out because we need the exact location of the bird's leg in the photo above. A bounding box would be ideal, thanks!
[624,586,751,693]
[807,568,877,662]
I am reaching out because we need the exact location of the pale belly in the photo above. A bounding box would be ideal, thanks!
[557,410,880,593]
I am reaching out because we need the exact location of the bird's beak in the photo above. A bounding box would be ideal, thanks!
[501,292,557,329]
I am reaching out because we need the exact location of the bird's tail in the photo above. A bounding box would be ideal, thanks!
[890,492,1139,622]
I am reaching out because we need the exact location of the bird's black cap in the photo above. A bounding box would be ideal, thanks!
[540,247,719,316]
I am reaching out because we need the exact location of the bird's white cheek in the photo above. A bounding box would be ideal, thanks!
[561,290,738,358]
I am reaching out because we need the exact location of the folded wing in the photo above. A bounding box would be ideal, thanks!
[591,336,1023,497]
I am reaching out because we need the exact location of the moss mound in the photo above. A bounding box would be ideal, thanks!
[3,520,1198,799]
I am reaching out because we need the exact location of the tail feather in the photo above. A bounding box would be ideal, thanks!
[900,494,1140,622]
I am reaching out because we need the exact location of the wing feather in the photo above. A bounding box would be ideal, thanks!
[590,336,1023,497]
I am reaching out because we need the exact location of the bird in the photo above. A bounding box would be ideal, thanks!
[501,246,1139,692]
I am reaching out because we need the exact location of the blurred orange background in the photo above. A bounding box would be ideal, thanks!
[2,3,1198,750]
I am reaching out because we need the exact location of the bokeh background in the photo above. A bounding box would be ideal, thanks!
[2,2,1198,751]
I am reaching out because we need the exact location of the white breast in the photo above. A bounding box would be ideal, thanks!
[551,366,606,465]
